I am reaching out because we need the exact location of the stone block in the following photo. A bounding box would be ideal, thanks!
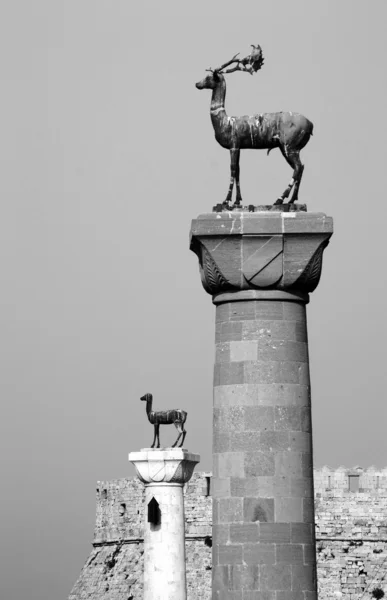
[243,543,275,565]
[230,431,260,452]
[291,565,316,591]
[275,452,303,477]
[303,497,315,523]
[218,497,244,523]
[244,361,280,384]
[303,544,317,565]
[260,564,292,591]
[212,523,230,544]
[244,406,275,431]
[276,543,304,564]
[275,497,303,522]
[214,452,245,478]
[230,301,257,321]
[245,452,275,477]
[214,362,246,386]
[213,430,230,453]
[242,321,272,341]
[259,431,290,451]
[230,340,258,362]
[216,321,243,343]
[230,523,259,543]
[276,361,302,384]
[259,523,291,543]
[214,384,260,407]
[215,342,231,363]
[214,406,246,434]
[230,477,261,497]
[288,432,312,452]
[244,497,274,522]
[258,339,307,362]
[218,544,243,566]
[290,477,314,498]
[212,477,231,498]
[291,522,313,543]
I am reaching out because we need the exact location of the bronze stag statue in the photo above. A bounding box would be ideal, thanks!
[195,45,313,207]
[140,393,187,448]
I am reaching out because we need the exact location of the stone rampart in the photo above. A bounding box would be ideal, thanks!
[69,468,387,600]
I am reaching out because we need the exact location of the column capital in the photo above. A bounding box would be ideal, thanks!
[129,448,200,486]
[190,208,333,296]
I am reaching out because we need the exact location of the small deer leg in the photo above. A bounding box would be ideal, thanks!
[155,423,161,448]
[151,424,157,448]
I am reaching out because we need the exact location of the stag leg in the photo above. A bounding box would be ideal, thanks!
[274,149,302,205]
[289,161,304,204]
[224,149,241,206]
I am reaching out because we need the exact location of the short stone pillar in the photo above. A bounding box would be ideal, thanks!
[129,448,200,600]
[190,207,333,599]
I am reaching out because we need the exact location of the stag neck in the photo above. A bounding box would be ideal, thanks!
[210,74,227,114]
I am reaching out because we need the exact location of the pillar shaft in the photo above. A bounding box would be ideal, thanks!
[129,448,200,600]
[144,483,186,600]
[190,207,333,600]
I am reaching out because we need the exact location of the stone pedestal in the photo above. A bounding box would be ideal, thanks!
[129,448,200,600]
[190,208,333,600]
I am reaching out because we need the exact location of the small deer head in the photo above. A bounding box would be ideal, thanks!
[140,393,152,402]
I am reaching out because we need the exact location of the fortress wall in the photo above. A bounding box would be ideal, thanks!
[70,468,387,600]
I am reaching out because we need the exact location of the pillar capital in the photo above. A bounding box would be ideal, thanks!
[129,448,200,486]
[190,208,333,296]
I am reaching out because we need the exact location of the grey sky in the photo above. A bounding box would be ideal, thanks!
[0,1,386,599]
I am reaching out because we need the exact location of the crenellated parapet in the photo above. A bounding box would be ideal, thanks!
[314,466,387,494]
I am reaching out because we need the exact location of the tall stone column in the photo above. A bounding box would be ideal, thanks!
[190,207,333,600]
[129,448,200,600]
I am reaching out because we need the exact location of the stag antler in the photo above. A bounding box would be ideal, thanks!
[216,45,265,75]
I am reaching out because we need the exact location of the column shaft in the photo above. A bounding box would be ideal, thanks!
[212,295,316,600]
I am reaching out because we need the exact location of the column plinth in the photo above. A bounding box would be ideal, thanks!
[190,207,333,600]
[129,448,200,600]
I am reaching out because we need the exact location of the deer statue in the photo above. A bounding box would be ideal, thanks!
[140,393,187,449]
[195,45,313,207]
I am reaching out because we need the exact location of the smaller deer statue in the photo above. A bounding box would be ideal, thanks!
[195,45,313,207]
[140,393,187,449]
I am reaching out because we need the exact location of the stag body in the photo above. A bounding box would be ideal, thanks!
[140,393,187,449]
[196,51,313,206]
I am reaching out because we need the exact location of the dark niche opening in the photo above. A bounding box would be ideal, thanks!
[148,497,161,526]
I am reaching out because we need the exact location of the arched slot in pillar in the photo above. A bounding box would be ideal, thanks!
[147,497,161,526]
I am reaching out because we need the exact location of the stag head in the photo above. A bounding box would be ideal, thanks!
[196,45,264,90]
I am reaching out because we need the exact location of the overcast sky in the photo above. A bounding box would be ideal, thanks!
[1,1,386,599]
